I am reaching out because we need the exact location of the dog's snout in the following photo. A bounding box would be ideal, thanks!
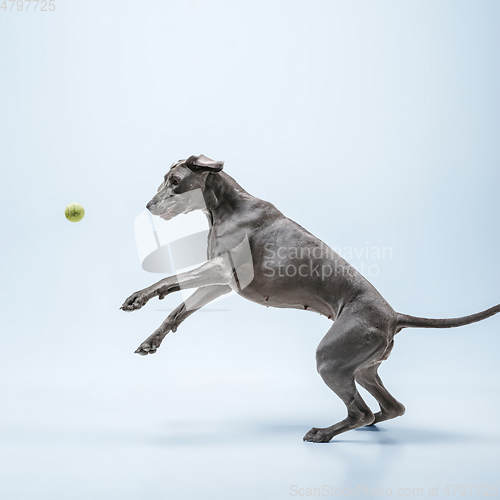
[146,200,154,211]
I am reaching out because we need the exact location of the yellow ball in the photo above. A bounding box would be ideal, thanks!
[65,202,85,223]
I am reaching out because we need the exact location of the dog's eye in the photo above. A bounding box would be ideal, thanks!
[171,178,179,186]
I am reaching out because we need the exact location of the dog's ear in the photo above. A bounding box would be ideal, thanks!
[186,155,224,173]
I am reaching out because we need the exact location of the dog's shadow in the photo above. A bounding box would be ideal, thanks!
[340,424,472,445]
[152,420,479,447]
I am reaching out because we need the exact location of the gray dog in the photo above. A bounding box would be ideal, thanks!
[121,155,500,443]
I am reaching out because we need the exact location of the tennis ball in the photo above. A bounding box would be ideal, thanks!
[65,202,85,223]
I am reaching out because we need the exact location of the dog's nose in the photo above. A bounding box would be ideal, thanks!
[146,201,154,210]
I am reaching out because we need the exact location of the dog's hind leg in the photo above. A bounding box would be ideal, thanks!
[303,315,388,443]
[355,362,405,425]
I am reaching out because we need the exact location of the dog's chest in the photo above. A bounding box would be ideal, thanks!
[206,221,249,259]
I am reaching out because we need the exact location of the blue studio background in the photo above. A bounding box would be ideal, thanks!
[1,1,499,499]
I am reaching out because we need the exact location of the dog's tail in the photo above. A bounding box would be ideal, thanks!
[396,303,500,329]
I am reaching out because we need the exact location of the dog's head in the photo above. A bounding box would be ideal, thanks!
[146,155,224,220]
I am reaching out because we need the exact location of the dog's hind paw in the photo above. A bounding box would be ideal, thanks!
[368,404,405,425]
[303,427,333,443]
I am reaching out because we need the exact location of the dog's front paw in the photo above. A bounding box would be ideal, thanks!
[120,289,154,311]
[134,320,177,356]
[135,331,166,356]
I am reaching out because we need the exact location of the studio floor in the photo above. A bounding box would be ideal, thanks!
[1,375,498,499]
